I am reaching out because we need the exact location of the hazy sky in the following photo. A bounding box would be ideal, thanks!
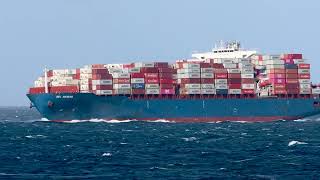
[0,0,319,106]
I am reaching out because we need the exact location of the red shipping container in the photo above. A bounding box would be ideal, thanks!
[286,69,298,74]
[158,68,174,73]
[29,87,45,94]
[140,67,158,73]
[50,86,79,93]
[201,78,215,83]
[211,63,224,69]
[242,89,255,94]
[286,89,299,94]
[113,78,130,84]
[200,63,211,68]
[131,89,145,94]
[282,54,303,59]
[94,85,113,90]
[286,84,299,89]
[273,84,286,89]
[160,84,173,89]
[92,69,109,74]
[229,84,241,89]
[144,73,159,78]
[284,59,294,64]
[241,78,255,84]
[76,68,80,74]
[47,70,53,77]
[159,73,172,78]
[215,73,228,79]
[92,64,105,69]
[92,74,113,80]
[299,74,310,79]
[123,63,135,68]
[269,69,285,74]
[160,78,174,84]
[286,74,298,79]
[145,78,159,84]
[229,78,241,84]
[72,74,80,79]
[298,64,310,69]
[286,79,299,84]
[154,62,169,68]
[131,73,144,78]
[269,73,285,79]
[269,78,286,84]
[271,89,287,94]
[214,69,228,73]
[180,78,201,84]
[228,73,241,78]
[160,88,175,94]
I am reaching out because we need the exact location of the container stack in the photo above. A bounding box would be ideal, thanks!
[158,63,175,95]
[177,62,201,95]
[131,72,145,95]
[79,66,92,93]
[142,66,160,95]
[91,67,113,95]
[264,57,286,95]
[239,60,255,94]
[227,67,241,94]
[200,63,215,94]
[112,72,131,95]
[214,67,228,95]
[281,54,311,94]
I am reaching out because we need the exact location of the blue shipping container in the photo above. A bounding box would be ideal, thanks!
[132,83,145,89]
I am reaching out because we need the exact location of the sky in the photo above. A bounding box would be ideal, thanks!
[0,0,319,106]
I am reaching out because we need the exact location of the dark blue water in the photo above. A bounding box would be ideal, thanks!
[1,107,320,179]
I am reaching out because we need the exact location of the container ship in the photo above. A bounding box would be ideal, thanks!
[27,41,320,122]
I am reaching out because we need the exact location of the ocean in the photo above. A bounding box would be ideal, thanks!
[0,107,320,179]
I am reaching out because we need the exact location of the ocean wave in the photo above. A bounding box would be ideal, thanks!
[182,137,197,142]
[148,119,175,123]
[288,141,308,147]
[61,119,137,123]
[25,135,47,139]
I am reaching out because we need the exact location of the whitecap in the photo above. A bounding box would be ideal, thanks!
[25,135,47,139]
[102,153,112,157]
[182,137,197,142]
[120,142,128,145]
[148,119,175,123]
[294,119,308,122]
[288,141,308,146]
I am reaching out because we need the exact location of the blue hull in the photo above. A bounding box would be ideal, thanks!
[27,93,320,122]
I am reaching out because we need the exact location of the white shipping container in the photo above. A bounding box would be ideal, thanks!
[227,69,241,73]
[145,84,159,89]
[263,55,280,60]
[34,80,44,87]
[112,73,130,78]
[242,84,255,89]
[177,68,200,73]
[300,89,311,94]
[265,60,284,65]
[183,84,201,89]
[145,88,160,94]
[80,68,92,74]
[201,68,214,73]
[129,68,140,73]
[80,73,92,79]
[201,73,214,78]
[312,88,320,94]
[172,74,178,79]
[299,83,311,89]
[180,89,201,94]
[215,84,228,89]
[80,79,89,85]
[221,59,233,64]
[108,68,124,73]
[201,89,216,94]
[134,62,155,68]
[113,84,131,89]
[293,59,306,64]
[95,90,113,95]
[239,64,254,69]
[266,64,285,69]
[223,63,237,69]
[52,69,68,75]
[241,69,254,74]
[228,89,242,94]
[182,63,200,69]
[241,74,254,78]
[298,69,310,74]
[201,84,215,89]
[215,79,227,84]
[131,78,144,83]
[299,79,310,84]
[92,79,112,85]
[239,59,250,64]
[177,73,200,79]
[113,89,131,94]
[80,84,90,91]
[105,64,123,69]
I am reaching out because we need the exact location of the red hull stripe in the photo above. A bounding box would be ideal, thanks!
[50,116,301,123]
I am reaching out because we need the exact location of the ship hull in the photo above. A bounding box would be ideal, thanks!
[27,93,320,122]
